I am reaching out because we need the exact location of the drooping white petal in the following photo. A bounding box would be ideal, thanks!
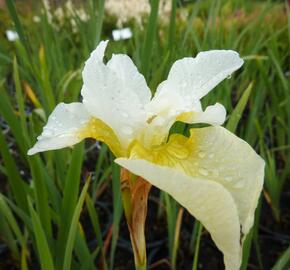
[187,127,265,235]
[116,158,242,270]
[28,103,90,155]
[130,126,265,237]
[81,41,151,147]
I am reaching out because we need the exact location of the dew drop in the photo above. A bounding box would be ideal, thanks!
[122,112,129,118]
[198,168,208,176]
[198,151,206,158]
[234,182,244,188]
[227,74,232,79]
[122,126,133,135]
[43,130,53,136]
[212,169,219,177]
[171,148,189,159]
[154,117,165,125]
[225,176,233,182]
[199,206,205,212]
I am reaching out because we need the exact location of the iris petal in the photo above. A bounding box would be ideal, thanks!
[28,102,90,155]
[129,126,264,236]
[81,41,151,147]
[116,158,242,270]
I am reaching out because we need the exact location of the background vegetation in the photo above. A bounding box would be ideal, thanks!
[0,0,289,269]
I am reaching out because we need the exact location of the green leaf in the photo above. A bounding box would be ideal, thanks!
[86,194,108,270]
[5,0,30,53]
[28,198,54,270]
[226,82,254,133]
[13,57,29,140]
[56,143,84,269]
[141,0,160,79]
[0,86,28,155]
[272,246,290,270]
[0,128,28,211]
[62,177,90,270]
[0,211,20,259]
[110,162,123,270]
[28,156,52,237]
[191,221,203,270]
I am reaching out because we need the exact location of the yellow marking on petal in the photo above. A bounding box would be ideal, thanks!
[77,118,124,157]
[176,111,194,122]
[130,126,264,240]
[130,132,194,172]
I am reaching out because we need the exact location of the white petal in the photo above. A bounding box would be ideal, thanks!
[116,158,242,270]
[28,103,90,155]
[107,54,151,104]
[185,103,227,126]
[81,41,151,147]
[143,50,242,144]
[187,127,265,235]
[130,126,264,237]
[164,50,244,100]
[141,89,188,146]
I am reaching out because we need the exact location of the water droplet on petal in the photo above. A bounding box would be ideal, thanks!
[212,169,219,177]
[154,117,165,125]
[122,126,133,135]
[198,151,206,158]
[43,129,53,136]
[225,176,232,182]
[198,168,208,176]
[122,112,129,118]
[227,74,232,79]
[234,181,244,188]
[170,148,189,159]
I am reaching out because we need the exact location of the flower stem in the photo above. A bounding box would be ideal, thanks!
[120,169,151,270]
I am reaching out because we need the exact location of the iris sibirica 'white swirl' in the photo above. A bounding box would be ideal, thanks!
[28,40,264,270]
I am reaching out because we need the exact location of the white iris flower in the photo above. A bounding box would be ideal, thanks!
[28,40,264,270]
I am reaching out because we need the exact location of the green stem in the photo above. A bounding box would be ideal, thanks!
[135,262,147,270]
[192,222,203,270]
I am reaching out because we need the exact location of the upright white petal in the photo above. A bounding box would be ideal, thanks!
[81,41,151,147]
[143,50,243,144]
[163,50,244,100]
[116,158,242,270]
[28,103,90,155]
[107,54,151,104]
